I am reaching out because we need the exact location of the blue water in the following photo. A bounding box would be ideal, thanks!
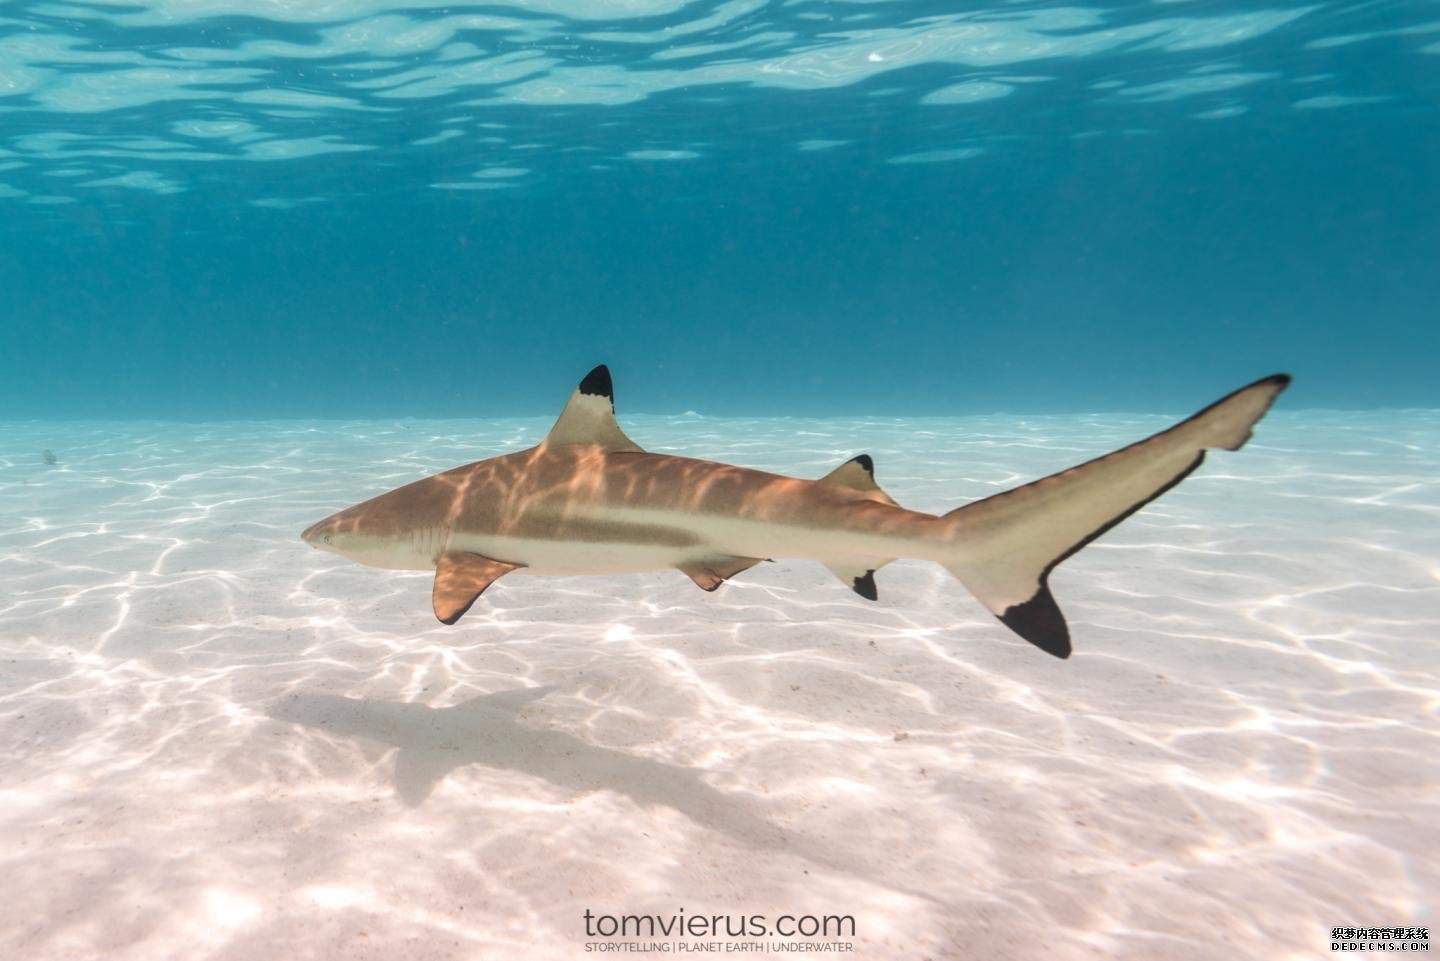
[1,0,1436,418]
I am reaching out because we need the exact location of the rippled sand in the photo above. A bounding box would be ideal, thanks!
[2,410,1436,960]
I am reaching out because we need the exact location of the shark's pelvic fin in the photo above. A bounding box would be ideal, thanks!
[679,556,766,591]
[818,454,898,506]
[942,373,1291,659]
[433,551,522,624]
[543,364,645,452]
[824,561,892,601]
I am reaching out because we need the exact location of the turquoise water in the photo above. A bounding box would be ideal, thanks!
[3,4,1438,959]
[2,0,1437,418]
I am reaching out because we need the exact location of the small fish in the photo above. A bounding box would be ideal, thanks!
[303,365,1290,658]
[42,449,58,466]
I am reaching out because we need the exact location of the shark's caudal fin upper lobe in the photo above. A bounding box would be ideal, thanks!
[942,374,1291,659]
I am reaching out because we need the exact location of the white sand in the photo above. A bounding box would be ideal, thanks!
[1,410,1436,960]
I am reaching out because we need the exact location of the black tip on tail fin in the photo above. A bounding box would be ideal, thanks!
[946,373,1292,658]
[1201,372,1292,451]
[998,584,1072,659]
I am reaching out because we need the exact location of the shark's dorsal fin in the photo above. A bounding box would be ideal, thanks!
[543,364,645,452]
[819,454,898,506]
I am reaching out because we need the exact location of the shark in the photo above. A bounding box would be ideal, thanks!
[302,365,1290,658]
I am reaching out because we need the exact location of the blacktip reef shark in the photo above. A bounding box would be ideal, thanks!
[302,366,1290,658]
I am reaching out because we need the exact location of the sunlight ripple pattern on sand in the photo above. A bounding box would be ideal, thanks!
[0,410,1436,959]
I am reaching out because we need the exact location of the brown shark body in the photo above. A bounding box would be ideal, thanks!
[302,365,1290,658]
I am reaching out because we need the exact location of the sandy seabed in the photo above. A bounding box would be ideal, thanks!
[1,409,1436,960]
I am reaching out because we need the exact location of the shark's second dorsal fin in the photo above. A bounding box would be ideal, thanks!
[819,454,898,506]
[543,364,645,452]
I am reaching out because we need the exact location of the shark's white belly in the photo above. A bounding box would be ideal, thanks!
[449,534,690,575]
[443,507,938,575]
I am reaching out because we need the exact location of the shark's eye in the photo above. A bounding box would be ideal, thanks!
[324,534,332,545]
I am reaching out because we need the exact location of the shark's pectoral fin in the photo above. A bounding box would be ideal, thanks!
[433,551,523,625]
[679,556,766,592]
[542,364,645,452]
[818,454,899,507]
[824,561,894,601]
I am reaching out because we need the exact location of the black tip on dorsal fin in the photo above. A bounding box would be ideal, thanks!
[546,363,643,451]
[818,454,896,505]
[578,364,613,400]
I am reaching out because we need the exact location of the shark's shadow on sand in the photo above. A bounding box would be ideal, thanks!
[267,686,936,902]
[268,686,783,830]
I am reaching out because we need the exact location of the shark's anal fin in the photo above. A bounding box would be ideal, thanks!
[824,561,892,601]
[819,454,899,507]
[543,364,645,452]
[679,556,765,591]
[433,551,522,625]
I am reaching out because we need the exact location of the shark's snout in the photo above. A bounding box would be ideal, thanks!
[301,516,338,550]
[300,509,423,570]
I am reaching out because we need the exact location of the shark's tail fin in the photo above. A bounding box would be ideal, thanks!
[942,374,1290,659]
